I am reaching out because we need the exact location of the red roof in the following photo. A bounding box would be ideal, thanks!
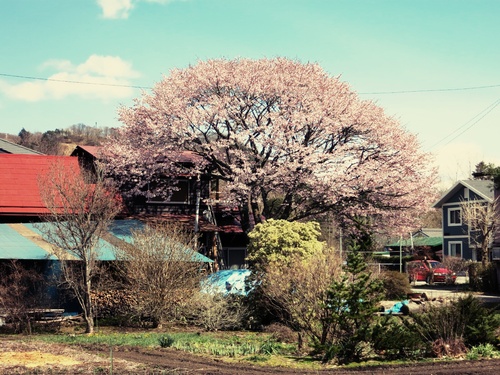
[71,145,202,165]
[0,154,80,216]
[75,145,102,157]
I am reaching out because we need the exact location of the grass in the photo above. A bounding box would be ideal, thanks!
[15,329,436,371]
[30,330,297,361]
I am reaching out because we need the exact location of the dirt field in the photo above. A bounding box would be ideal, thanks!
[2,338,500,374]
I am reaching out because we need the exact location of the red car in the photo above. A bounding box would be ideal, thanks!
[407,260,456,285]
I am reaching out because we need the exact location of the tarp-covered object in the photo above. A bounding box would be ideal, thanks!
[385,300,409,315]
[202,269,252,295]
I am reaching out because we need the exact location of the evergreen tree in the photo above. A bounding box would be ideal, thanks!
[319,242,384,364]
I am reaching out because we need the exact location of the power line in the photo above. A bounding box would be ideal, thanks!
[2,71,500,95]
[0,73,151,90]
[360,84,500,95]
[426,98,500,151]
[2,70,498,150]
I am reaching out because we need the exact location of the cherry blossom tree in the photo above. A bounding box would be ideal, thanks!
[106,58,436,235]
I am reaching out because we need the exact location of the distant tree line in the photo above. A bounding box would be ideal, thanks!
[10,123,116,155]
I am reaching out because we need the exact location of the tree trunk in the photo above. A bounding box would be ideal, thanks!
[84,268,94,334]
[250,199,262,226]
[482,246,490,267]
[238,203,252,233]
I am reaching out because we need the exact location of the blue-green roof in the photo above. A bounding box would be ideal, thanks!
[0,221,213,263]
[387,236,442,248]
[109,220,213,263]
[0,224,56,260]
[108,219,145,243]
[25,223,116,261]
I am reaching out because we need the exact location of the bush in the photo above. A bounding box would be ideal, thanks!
[454,295,500,347]
[158,335,175,348]
[441,257,471,275]
[189,292,248,331]
[263,323,297,344]
[469,263,498,293]
[382,271,412,300]
[372,316,429,359]
[409,295,500,357]
[318,246,384,364]
[466,343,499,360]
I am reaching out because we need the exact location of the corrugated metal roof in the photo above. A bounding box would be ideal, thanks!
[24,223,117,261]
[70,145,102,158]
[109,219,213,262]
[0,224,56,259]
[108,219,145,242]
[0,138,44,155]
[387,236,442,248]
[0,154,80,215]
[0,220,212,263]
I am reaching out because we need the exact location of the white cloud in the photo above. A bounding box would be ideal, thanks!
[1,55,141,102]
[97,0,134,19]
[97,0,177,19]
[433,142,500,190]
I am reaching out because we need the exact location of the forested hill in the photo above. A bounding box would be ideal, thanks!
[0,123,115,155]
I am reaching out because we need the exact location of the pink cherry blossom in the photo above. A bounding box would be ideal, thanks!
[105,58,437,236]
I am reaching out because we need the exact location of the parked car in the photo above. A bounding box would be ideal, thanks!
[406,260,456,285]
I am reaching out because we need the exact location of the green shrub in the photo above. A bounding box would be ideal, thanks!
[469,263,498,293]
[158,335,175,348]
[318,245,384,364]
[372,316,428,359]
[454,295,500,347]
[259,340,282,355]
[382,271,412,300]
[466,343,499,360]
[409,295,500,357]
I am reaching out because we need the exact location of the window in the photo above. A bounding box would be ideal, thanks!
[448,207,461,226]
[449,242,462,258]
[169,180,189,203]
[146,180,190,204]
[464,187,469,200]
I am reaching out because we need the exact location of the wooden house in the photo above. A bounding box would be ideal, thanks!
[433,180,495,261]
[71,145,248,268]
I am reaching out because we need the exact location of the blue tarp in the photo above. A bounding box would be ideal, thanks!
[385,300,409,314]
[201,269,252,295]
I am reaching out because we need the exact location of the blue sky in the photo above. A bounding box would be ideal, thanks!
[1,0,499,188]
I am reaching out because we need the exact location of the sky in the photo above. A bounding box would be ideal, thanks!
[0,0,499,189]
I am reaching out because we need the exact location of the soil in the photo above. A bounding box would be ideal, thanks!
[2,338,500,374]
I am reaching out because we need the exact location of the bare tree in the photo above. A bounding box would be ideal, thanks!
[38,161,122,333]
[114,223,205,328]
[461,197,499,266]
[260,246,343,349]
[0,261,47,334]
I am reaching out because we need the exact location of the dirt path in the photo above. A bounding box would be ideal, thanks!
[2,338,500,374]
[107,345,500,374]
